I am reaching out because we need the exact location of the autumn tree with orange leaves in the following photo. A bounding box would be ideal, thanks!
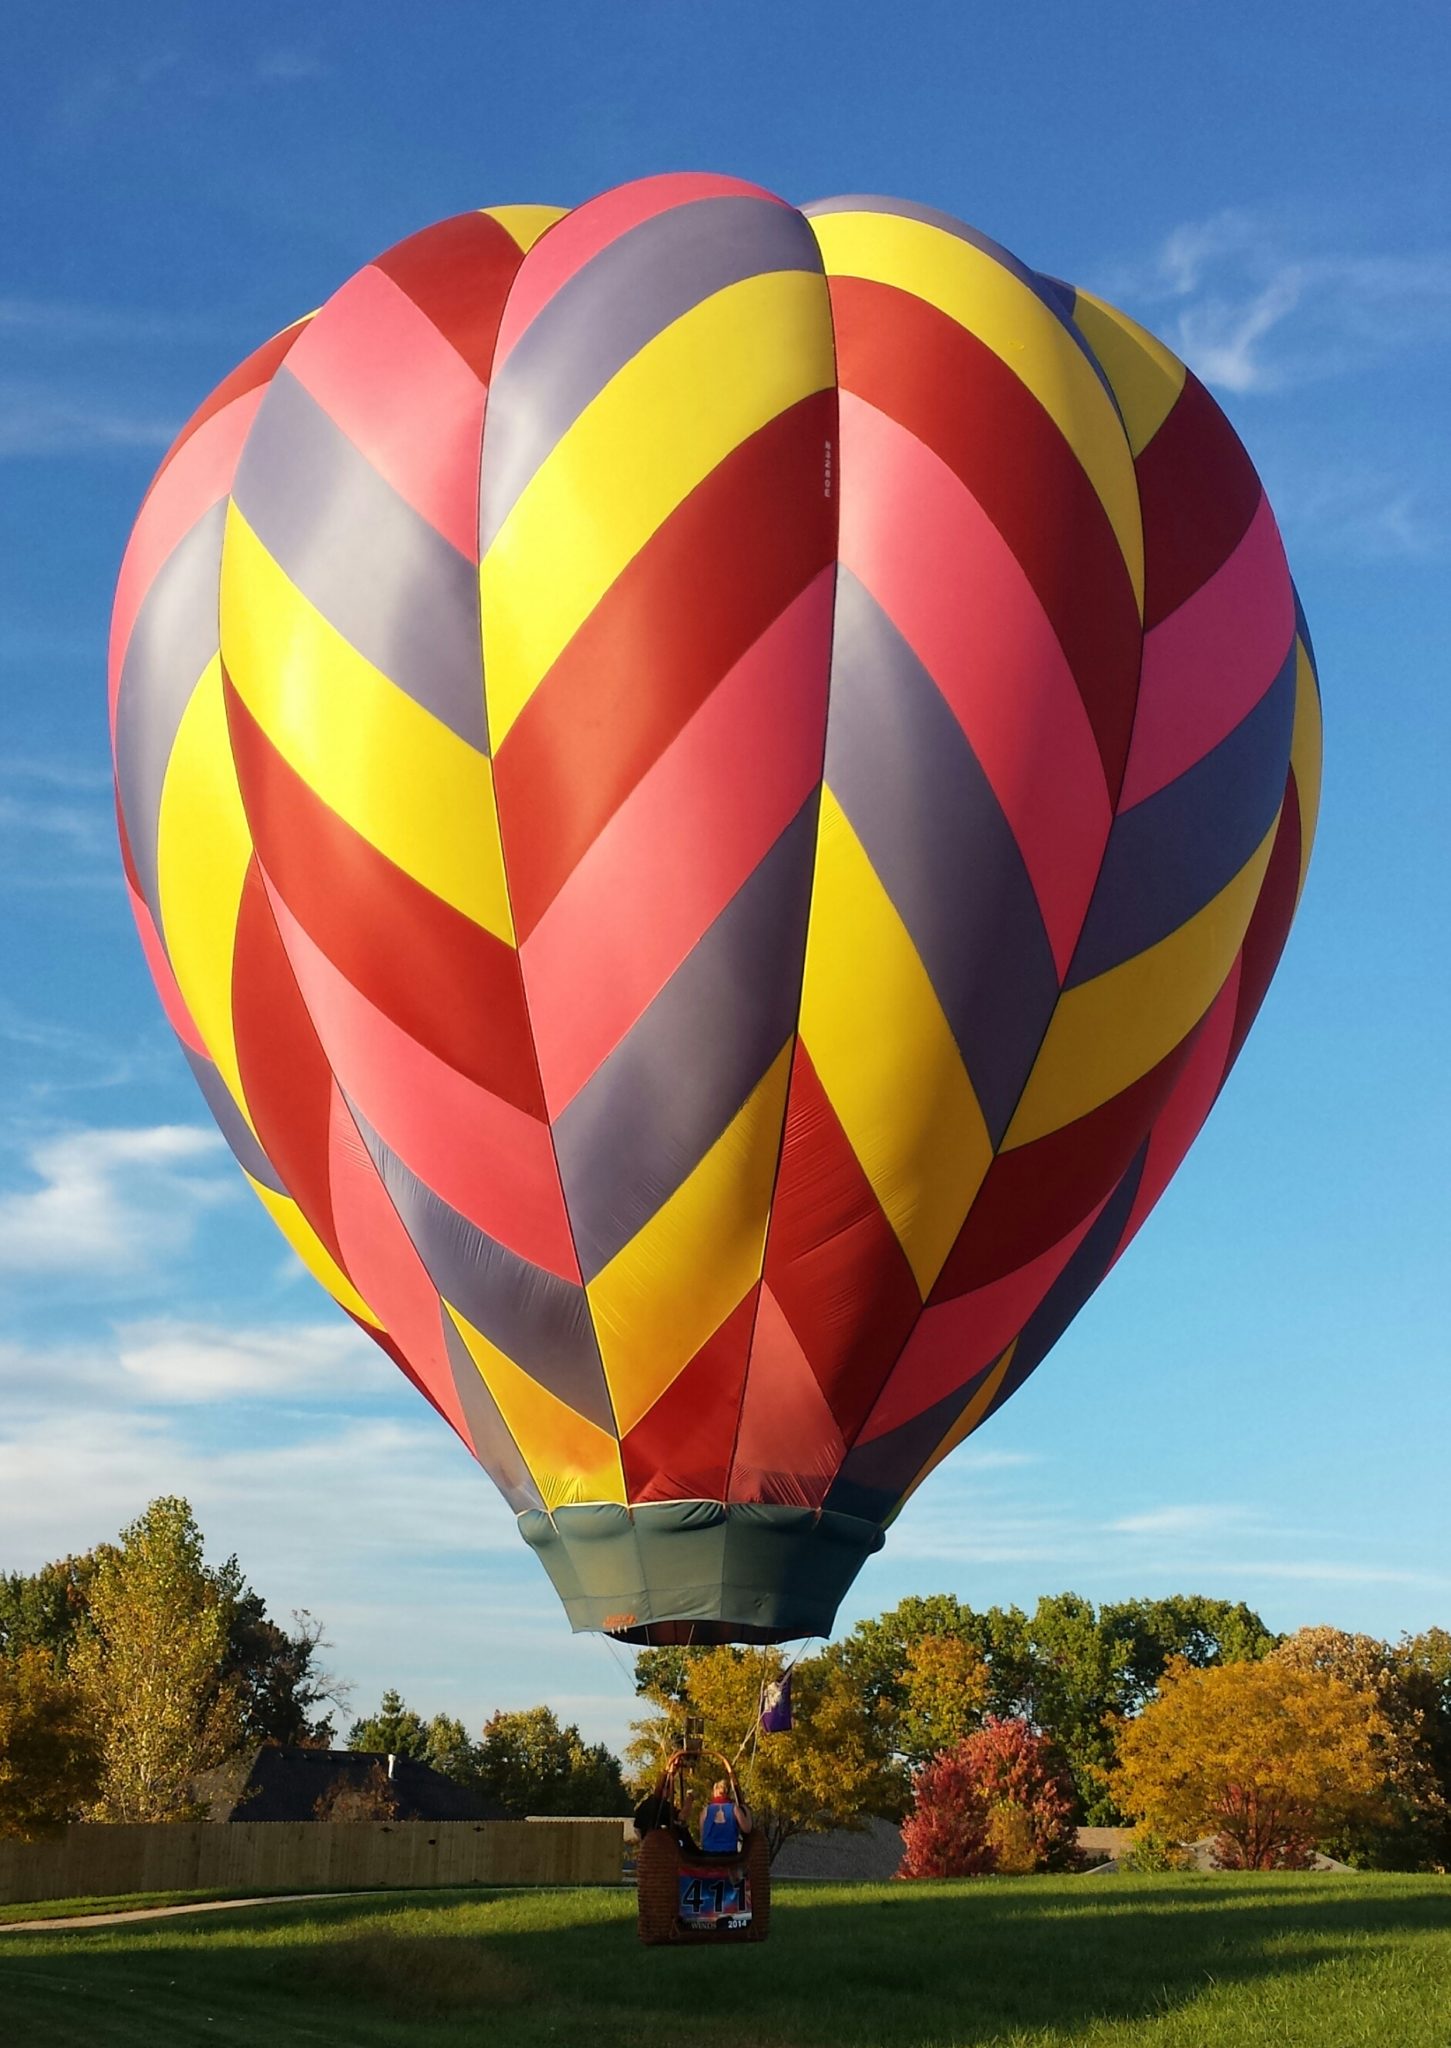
[1108,1656,1390,1868]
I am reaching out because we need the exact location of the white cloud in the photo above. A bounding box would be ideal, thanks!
[113,1316,378,1403]
[0,1125,230,1274]
[1109,1504,1260,1537]
[0,382,178,458]
[1110,209,1451,395]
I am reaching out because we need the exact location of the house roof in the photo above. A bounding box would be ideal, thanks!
[200,1744,509,1823]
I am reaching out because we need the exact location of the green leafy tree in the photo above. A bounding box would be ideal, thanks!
[1399,1629,1451,1868]
[422,1713,479,1785]
[348,1689,431,1760]
[213,1563,342,1747]
[68,1497,240,1820]
[631,1646,898,1858]
[0,1554,103,1667]
[0,1648,102,1839]
[475,1705,628,1816]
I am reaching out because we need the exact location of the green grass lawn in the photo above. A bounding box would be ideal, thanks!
[0,1876,1448,2047]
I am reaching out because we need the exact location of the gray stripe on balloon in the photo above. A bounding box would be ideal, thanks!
[803,194,1113,401]
[1068,635,1298,988]
[113,499,229,931]
[551,796,819,1284]
[182,1046,285,1194]
[479,195,825,554]
[230,368,488,754]
[438,1308,546,1514]
[347,1101,617,1434]
[825,569,1060,1147]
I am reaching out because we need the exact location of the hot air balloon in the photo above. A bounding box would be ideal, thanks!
[110,174,1321,1647]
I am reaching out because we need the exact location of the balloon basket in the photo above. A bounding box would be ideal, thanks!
[636,1752,771,1946]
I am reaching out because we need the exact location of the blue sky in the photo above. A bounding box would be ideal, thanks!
[2,2,1448,1753]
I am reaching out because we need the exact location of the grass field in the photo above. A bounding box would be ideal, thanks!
[1,1875,1448,2047]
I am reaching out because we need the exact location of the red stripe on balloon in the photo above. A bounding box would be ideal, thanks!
[267,885,580,1282]
[326,1084,475,1449]
[828,274,1142,799]
[494,389,838,940]
[231,855,346,1267]
[931,1032,1199,1301]
[1136,371,1263,631]
[521,567,833,1117]
[728,1286,846,1509]
[286,263,488,560]
[152,320,304,483]
[621,1288,758,1505]
[1227,783,1302,1070]
[372,210,530,382]
[759,1044,922,1445]
[1118,963,1242,1254]
[223,671,545,1118]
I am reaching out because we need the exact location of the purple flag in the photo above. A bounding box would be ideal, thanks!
[759,1671,793,1734]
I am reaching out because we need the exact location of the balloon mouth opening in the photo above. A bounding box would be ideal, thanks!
[604,1618,802,1647]
[518,1500,886,1644]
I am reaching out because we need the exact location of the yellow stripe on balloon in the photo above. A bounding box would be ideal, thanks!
[810,210,1144,612]
[483,204,567,253]
[799,787,993,1296]
[444,1303,626,1509]
[481,267,835,746]
[892,1341,1018,1516]
[155,652,255,1122]
[221,505,514,942]
[1289,637,1323,905]
[1007,818,1282,1148]
[248,1176,383,1328]
[587,1040,794,1437]
[1070,290,1187,459]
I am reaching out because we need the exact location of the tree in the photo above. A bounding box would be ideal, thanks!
[313,1760,401,1821]
[422,1713,479,1786]
[67,1498,240,1821]
[899,1718,1077,1878]
[0,1648,102,1839]
[631,1646,898,1858]
[475,1705,628,1817]
[215,1572,341,1748]
[1109,1656,1390,1868]
[0,1554,103,1667]
[348,1689,431,1760]
[898,1633,991,1768]
[1398,1629,1451,1869]
[1269,1626,1448,1868]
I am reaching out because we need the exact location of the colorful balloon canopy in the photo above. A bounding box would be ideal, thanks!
[110,174,1321,1644]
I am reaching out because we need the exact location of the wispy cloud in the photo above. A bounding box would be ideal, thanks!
[55,47,328,138]
[0,1125,230,1275]
[1110,208,1451,395]
[1109,1504,1261,1538]
[0,380,178,458]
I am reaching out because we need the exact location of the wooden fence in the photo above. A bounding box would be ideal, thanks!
[0,1819,627,1906]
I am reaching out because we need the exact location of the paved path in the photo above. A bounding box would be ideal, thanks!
[0,1892,350,1933]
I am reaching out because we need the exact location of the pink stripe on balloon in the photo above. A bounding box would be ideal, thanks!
[326,1083,474,1450]
[1120,494,1294,809]
[269,888,579,1283]
[521,568,833,1118]
[125,876,206,1054]
[1116,958,1242,1256]
[491,172,789,371]
[837,392,1111,979]
[108,390,262,720]
[857,1197,1110,1443]
[286,265,487,561]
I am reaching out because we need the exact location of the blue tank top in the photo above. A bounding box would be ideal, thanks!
[701,1801,739,1855]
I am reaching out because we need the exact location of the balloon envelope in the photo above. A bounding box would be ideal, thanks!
[111,175,1321,1643]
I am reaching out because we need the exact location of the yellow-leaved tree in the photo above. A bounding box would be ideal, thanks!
[629,1645,897,1859]
[0,1647,102,1839]
[69,1497,240,1821]
[1108,1655,1390,1868]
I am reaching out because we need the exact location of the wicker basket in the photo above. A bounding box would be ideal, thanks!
[636,1751,771,1945]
